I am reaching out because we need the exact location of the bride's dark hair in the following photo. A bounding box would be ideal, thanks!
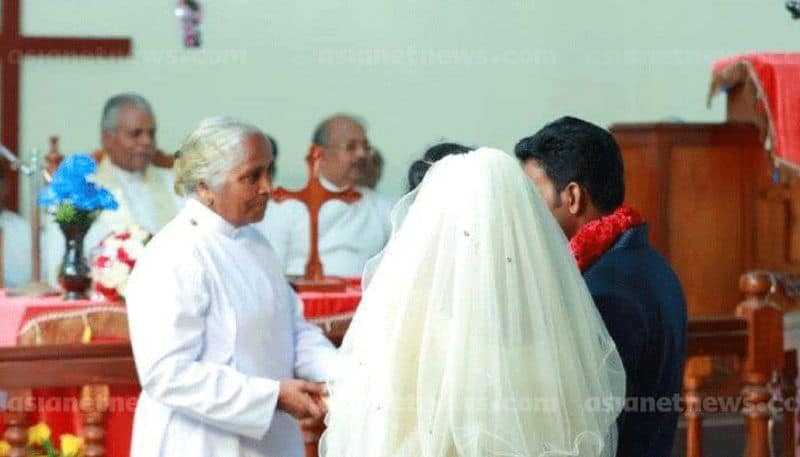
[407,142,470,191]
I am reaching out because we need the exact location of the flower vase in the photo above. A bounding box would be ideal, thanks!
[58,218,93,300]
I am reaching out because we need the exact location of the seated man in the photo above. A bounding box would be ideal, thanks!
[43,93,181,285]
[256,114,392,277]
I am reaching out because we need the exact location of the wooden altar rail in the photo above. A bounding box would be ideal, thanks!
[0,303,786,457]
[740,270,800,457]
[682,272,787,457]
[0,343,137,457]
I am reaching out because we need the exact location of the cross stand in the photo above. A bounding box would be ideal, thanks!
[0,143,58,297]
[271,149,361,292]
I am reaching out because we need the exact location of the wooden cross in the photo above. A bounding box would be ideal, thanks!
[271,149,361,292]
[0,0,132,212]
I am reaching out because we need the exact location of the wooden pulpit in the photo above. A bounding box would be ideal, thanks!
[610,122,769,317]
[611,120,800,455]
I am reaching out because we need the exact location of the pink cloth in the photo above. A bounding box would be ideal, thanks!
[712,53,800,166]
[0,291,113,347]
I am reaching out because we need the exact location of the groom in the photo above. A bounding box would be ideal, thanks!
[515,116,687,457]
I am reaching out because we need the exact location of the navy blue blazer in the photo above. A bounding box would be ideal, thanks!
[583,224,687,457]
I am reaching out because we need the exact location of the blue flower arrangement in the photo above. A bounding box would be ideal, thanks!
[39,154,118,225]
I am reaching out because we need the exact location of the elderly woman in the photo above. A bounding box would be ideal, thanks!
[126,117,339,457]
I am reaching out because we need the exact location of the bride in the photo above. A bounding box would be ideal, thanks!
[320,148,625,457]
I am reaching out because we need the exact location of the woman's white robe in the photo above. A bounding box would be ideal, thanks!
[126,199,339,457]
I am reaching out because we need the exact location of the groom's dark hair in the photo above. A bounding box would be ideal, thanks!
[514,116,624,213]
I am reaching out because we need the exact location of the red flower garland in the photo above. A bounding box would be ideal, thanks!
[570,205,644,272]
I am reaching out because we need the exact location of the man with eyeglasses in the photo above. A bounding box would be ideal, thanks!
[256,114,393,278]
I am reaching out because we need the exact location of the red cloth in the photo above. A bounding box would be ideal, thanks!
[298,278,361,321]
[712,53,800,166]
[1,280,363,456]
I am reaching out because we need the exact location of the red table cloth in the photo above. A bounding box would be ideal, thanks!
[710,53,800,168]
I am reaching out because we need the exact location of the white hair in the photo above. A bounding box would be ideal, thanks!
[101,93,154,133]
[174,116,264,196]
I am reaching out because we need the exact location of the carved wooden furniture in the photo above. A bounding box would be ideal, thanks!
[2,303,783,457]
[610,121,800,455]
[739,270,800,457]
[3,308,129,457]
[682,273,785,457]
[0,343,136,457]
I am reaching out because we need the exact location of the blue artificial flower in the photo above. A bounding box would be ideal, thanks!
[38,153,118,213]
[94,188,119,210]
[53,154,96,180]
[38,186,61,207]
[49,174,84,198]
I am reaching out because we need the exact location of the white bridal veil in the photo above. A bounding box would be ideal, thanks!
[320,148,625,457]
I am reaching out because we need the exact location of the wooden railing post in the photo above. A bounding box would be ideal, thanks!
[741,375,773,457]
[684,373,706,457]
[782,349,798,457]
[3,389,29,457]
[0,344,138,457]
[738,273,784,457]
[684,317,748,457]
[80,384,109,457]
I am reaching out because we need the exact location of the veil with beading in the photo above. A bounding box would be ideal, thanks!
[320,148,625,457]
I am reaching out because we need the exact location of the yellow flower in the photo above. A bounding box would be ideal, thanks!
[0,440,11,457]
[27,422,51,446]
[60,434,85,456]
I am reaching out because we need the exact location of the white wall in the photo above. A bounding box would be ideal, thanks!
[14,0,799,211]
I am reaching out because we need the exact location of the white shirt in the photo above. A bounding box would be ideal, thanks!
[1,210,31,288]
[98,159,181,234]
[256,177,393,277]
[42,159,182,286]
[126,198,340,457]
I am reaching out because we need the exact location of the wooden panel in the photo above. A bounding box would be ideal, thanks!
[687,316,747,357]
[0,343,138,388]
[621,144,670,255]
[612,122,764,317]
[668,145,754,315]
[756,196,782,268]
[756,183,800,273]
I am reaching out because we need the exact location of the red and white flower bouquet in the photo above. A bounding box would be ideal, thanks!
[90,225,152,302]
